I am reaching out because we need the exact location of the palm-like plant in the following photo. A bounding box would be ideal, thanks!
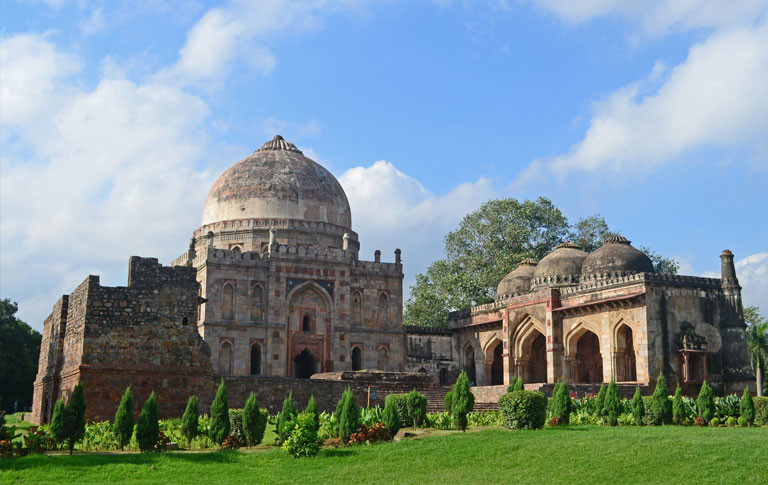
[744,306,768,396]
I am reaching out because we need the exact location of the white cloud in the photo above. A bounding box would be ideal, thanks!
[0,33,217,330]
[339,161,494,292]
[156,0,365,88]
[79,6,107,36]
[515,21,768,184]
[737,252,768,311]
[527,0,768,37]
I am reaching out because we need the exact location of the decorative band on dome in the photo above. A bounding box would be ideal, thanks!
[255,135,303,154]
[604,235,631,245]
[555,241,581,250]
[518,257,538,266]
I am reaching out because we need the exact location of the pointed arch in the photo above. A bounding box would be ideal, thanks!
[485,338,504,386]
[218,341,233,375]
[250,343,262,375]
[250,284,264,322]
[286,280,332,310]
[512,315,547,384]
[351,290,363,326]
[351,346,363,371]
[463,342,477,385]
[222,283,234,320]
[614,322,637,382]
[376,345,388,370]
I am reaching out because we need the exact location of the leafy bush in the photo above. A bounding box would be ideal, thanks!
[594,384,607,417]
[444,391,454,413]
[359,405,384,427]
[738,416,748,427]
[114,387,134,450]
[693,417,705,426]
[754,396,768,425]
[242,393,267,446]
[570,409,600,425]
[507,377,524,393]
[305,395,320,433]
[386,394,412,427]
[425,412,453,429]
[617,413,635,426]
[228,409,244,444]
[338,388,359,444]
[498,390,547,430]
[467,410,504,427]
[550,380,572,425]
[739,387,755,424]
[136,392,159,452]
[697,381,715,423]
[726,416,737,427]
[383,394,401,436]
[209,380,230,445]
[649,374,671,425]
[318,411,337,440]
[220,434,243,450]
[631,387,645,426]
[452,370,475,432]
[181,395,199,445]
[81,421,118,451]
[407,390,427,427]
[602,381,620,426]
[714,394,740,420]
[282,411,320,458]
[276,392,297,444]
[710,417,720,427]
[672,383,684,425]
[348,423,392,444]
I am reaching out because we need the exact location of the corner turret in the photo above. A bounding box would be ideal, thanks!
[720,249,744,325]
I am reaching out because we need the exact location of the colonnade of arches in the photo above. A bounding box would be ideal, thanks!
[461,319,639,386]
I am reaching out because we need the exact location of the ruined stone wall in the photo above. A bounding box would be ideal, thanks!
[31,257,214,423]
[403,327,460,385]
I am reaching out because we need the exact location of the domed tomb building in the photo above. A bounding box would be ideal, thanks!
[174,136,405,378]
[412,236,753,395]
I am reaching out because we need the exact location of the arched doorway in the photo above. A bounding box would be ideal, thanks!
[218,341,233,375]
[615,324,637,382]
[377,347,388,370]
[529,334,547,383]
[250,343,261,376]
[464,345,476,385]
[351,347,362,371]
[294,349,316,378]
[439,368,448,385]
[490,343,503,385]
[302,315,311,332]
[576,331,603,383]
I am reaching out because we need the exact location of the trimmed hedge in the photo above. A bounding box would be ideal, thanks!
[754,396,768,426]
[407,390,428,427]
[498,390,547,429]
[383,393,401,436]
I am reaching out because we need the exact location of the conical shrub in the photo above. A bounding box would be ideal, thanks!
[114,386,134,450]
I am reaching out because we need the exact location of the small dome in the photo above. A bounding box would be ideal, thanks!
[581,235,654,275]
[201,135,351,229]
[532,242,588,289]
[496,258,537,298]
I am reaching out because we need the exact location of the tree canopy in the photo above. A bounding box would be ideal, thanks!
[403,197,678,327]
[0,299,42,412]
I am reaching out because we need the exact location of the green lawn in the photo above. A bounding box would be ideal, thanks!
[2,426,767,484]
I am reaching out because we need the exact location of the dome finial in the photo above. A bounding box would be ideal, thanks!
[255,135,302,154]
[604,235,631,245]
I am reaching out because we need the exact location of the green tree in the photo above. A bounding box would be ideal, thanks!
[136,391,159,452]
[550,379,572,425]
[631,386,645,426]
[443,390,454,413]
[50,398,70,446]
[650,373,671,425]
[594,384,607,417]
[639,246,680,274]
[383,393,401,435]
[602,380,620,426]
[338,388,358,444]
[281,411,320,458]
[739,386,755,424]
[242,393,267,446]
[406,390,427,427]
[452,370,475,431]
[276,392,297,444]
[672,382,684,425]
[696,380,715,423]
[744,306,767,397]
[402,199,678,327]
[304,395,320,433]
[0,299,42,413]
[64,383,86,455]
[209,380,230,445]
[113,386,134,450]
[181,394,199,445]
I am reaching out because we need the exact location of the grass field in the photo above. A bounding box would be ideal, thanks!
[2,425,767,484]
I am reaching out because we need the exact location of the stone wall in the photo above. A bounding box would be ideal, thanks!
[403,326,460,385]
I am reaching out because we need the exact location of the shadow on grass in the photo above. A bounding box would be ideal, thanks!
[0,450,241,471]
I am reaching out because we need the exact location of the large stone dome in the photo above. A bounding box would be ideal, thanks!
[581,235,654,275]
[496,258,537,299]
[201,135,352,229]
[532,242,588,289]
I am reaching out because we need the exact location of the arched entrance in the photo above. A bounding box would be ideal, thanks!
[250,343,261,376]
[615,324,637,382]
[576,331,603,383]
[218,341,233,375]
[490,342,503,385]
[351,346,362,371]
[464,345,476,385]
[529,334,547,383]
[294,349,316,379]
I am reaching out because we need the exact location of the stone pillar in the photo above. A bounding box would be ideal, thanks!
[720,249,744,325]
[374,250,381,263]
[394,248,401,265]
[545,289,563,383]
[502,308,511,386]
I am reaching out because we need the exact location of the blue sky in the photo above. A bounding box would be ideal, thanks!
[2,0,767,331]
